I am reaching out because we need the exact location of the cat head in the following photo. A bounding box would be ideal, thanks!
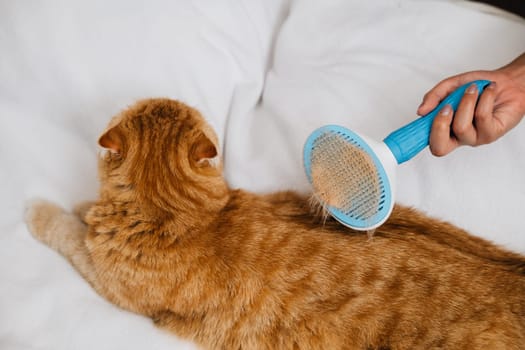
[97,98,229,215]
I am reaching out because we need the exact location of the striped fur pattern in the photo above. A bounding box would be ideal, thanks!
[26,99,525,349]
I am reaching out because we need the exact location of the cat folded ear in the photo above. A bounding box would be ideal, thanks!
[191,132,219,167]
[98,126,123,154]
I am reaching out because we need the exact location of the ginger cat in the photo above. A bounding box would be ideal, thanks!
[26,98,525,349]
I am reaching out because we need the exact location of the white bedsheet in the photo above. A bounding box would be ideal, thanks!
[1,1,524,349]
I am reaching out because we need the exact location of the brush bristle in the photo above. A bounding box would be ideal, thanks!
[308,130,384,223]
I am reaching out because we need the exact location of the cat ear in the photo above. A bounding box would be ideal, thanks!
[191,132,218,167]
[98,126,123,154]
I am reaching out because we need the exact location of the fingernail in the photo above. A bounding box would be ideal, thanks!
[466,83,478,94]
[441,104,452,116]
[487,81,496,90]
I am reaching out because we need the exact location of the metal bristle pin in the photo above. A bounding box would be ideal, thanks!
[310,131,383,216]
[304,125,393,231]
[303,80,491,231]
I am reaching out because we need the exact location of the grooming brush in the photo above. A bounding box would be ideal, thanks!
[303,80,490,231]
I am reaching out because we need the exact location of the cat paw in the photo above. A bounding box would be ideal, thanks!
[25,199,67,246]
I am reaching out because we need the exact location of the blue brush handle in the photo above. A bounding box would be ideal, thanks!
[383,79,491,164]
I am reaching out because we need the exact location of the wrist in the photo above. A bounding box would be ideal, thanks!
[499,52,525,85]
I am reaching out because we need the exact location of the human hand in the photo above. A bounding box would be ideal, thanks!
[417,53,525,156]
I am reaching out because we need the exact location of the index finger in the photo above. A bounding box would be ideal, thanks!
[417,72,489,116]
[417,77,462,116]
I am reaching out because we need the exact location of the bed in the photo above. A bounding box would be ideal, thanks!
[1,0,524,349]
